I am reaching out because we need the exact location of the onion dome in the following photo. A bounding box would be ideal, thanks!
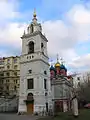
[65,67,67,72]
[60,64,65,69]
[60,64,67,71]
[50,65,55,71]
[55,62,60,67]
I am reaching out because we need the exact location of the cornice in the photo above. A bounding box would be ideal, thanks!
[21,31,48,42]
[21,52,49,59]
[20,58,49,66]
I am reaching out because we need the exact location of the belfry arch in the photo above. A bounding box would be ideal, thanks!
[28,41,34,54]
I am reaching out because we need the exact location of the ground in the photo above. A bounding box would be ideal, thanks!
[0,113,39,120]
[38,109,90,120]
[0,109,90,120]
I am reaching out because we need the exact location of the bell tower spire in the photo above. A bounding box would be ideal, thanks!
[57,54,59,62]
[32,8,37,23]
[27,9,42,34]
[33,8,36,18]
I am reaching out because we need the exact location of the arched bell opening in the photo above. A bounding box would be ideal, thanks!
[28,41,34,54]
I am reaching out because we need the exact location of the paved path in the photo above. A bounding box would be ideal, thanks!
[0,113,40,120]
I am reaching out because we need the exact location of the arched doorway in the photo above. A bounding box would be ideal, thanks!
[26,93,34,114]
[54,101,63,113]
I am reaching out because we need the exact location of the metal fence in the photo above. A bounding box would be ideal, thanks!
[0,96,18,113]
[0,106,18,113]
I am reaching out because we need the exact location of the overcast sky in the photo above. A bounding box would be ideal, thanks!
[0,0,90,74]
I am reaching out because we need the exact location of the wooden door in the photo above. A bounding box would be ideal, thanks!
[27,103,33,114]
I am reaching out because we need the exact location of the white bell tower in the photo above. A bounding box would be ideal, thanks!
[18,10,52,114]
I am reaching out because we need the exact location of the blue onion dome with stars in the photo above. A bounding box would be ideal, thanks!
[49,59,56,71]
[50,65,56,71]
[60,58,67,72]
[60,64,67,72]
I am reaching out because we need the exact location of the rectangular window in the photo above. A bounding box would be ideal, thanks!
[14,72,17,76]
[7,65,10,69]
[7,59,10,63]
[6,86,9,90]
[27,79,34,89]
[44,79,47,89]
[14,65,17,69]
[14,58,17,63]
[14,86,16,91]
[7,72,10,76]
[16,80,17,83]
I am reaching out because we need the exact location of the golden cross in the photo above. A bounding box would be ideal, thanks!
[57,54,59,62]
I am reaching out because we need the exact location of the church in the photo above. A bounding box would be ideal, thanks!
[50,57,73,113]
[18,10,73,115]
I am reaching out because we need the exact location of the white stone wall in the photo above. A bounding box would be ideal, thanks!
[51,79,72,99]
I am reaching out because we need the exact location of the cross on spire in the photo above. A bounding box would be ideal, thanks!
[60,57,65,64]
[57,54,59,62]
[33,8,36,18]
[32,8,37,23]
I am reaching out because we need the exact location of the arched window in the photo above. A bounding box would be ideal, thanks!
[30,24,34,33]
[28,41,34,54]
[14,86,17,91]
[27,93,33,100]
